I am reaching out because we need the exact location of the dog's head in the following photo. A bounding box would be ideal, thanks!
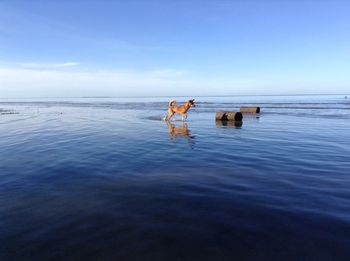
[189,99,196,107]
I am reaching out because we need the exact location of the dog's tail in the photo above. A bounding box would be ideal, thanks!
[168,99,176,107]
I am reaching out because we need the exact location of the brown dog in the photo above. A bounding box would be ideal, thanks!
[163,99,196,121]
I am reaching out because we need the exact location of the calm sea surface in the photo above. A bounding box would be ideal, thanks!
[1,95,350,260]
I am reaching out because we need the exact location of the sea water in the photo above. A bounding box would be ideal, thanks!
[1,95,350,260]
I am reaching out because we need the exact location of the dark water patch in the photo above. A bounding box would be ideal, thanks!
[1,166,349,260]
[144,116,165,121]
[0,108,18,115]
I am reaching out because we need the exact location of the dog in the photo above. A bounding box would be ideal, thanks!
[163,99,196,121]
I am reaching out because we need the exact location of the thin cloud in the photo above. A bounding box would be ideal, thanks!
[1,66,345,98]
[0,67,196,97]
[18,62,80,69]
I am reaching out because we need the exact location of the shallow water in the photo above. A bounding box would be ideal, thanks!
[1,95,350,260]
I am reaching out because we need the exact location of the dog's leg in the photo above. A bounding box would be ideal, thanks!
[164,108,173,121]
[164,108,174,121]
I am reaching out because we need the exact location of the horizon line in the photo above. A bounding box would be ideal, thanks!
[0,93,349,100]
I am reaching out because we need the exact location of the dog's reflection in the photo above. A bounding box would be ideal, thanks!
[166,121,195,148]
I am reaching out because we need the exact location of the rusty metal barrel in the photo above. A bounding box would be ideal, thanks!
[240,106,260,113]
[215,112,243,121]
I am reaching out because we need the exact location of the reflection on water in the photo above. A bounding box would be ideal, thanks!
[216,120,243,128]
[166,121,195,148]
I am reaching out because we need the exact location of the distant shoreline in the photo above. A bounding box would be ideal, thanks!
[0,93,349,100]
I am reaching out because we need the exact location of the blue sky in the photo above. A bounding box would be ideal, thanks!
[0,0,349,97]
